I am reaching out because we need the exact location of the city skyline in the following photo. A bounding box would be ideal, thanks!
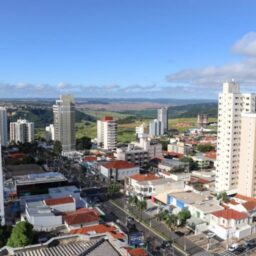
[1,0,256,98]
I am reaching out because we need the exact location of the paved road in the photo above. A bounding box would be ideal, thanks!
[101,200,196,256]
[113,198,205,256]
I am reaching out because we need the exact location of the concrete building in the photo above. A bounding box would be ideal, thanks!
[149,119,164,136]
[53,95,76,152]
[45,124,55,141]
[135,123,146,138]
[197,114,209,128]
[97,116,117,150]
[0,107,8,146]
[157,107,168,132]
[115,145,149,167]
[0,141,5,225]
[100,160,140,181]
[238,113,256,197]
[215,81,256,193]
[10,119,34,143]
[167,139,192,155]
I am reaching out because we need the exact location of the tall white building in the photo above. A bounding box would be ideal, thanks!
[53,95,76,152]
[238,113,256,197]
[149,119,164,137]
[157,107,168,132]
[0,139,5,225]
[97,116,117,150]
[45,124,55,141]
[10,119,34,143]
[215,81,256,193]
[0,107,8,146]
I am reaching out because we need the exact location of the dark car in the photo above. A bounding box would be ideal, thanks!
[245,239,256,250]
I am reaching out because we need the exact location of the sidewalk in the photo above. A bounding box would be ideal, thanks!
[112,198,204,256]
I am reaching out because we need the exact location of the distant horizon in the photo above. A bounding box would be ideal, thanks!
[1,1,256,98]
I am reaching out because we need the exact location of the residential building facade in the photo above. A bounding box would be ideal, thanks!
[238,113,256,197]
[157,107,168,133]
[149,119,164,137]
[215,81,256,193]
[0,107,8,146]
[53,95,76,152]
[10,119,34,143]
[97,116,117,150]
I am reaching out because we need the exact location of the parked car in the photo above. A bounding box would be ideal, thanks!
[228,243,239,252]
[244,239,256,249]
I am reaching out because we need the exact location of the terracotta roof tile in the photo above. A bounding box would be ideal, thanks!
[130,173,160,182]
[242,201,256,211]
[126,248,149,256]
[44,197,74,206]
[64,208,99,225]
[83,156,97,162]
[235,194,256,202]
[70,224,116,235]
[212,209,248,220]
[102,160,135,169]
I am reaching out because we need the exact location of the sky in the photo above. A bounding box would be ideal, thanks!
[1,0,256,99]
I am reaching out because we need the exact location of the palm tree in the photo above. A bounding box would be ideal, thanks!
[166,214,178,230]
[137,199,147,220]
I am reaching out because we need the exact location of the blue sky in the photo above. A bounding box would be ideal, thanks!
[1,0,256,98]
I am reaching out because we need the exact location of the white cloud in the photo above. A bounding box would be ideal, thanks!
[167,31,256,90]
[232,32,256,57]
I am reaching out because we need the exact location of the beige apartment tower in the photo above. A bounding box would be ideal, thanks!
[10,119,34,143]
[53,95,76,152]
[238,113,256,197]
[215,81,256,193]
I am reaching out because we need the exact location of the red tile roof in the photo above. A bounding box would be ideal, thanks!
[204,151,216,159]
[235,194,256,202]
[70,224,116,235]
[102,116,113,121]
[83,156,97,162]
[212,209,248,220]
[64,208,99,225]
[126,248,148,256]
[130,173,161,182]
[242,201,256,211]
[102,160,135,169]
[44,197,74,206]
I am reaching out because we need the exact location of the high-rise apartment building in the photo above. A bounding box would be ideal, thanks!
[53,95,76,152]
[238,113,256,197]
[0,139,5,225]
[215,81,256,193]
[149,119,164,137]
[45,124,55,141]
[157,107,168,132]
[0,107,8,146]
[10,119,34,143]
[97,116,117,150]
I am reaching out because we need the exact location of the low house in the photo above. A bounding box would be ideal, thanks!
[100,160,140,181]
[209,208,253,240]
[126,173,184,199]
[44,196,76,213]
[64,208,100,230]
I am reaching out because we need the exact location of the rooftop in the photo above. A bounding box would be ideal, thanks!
[71,223,117,235]
[44,196,74,206]
[15,172,67,186]
[64,208,99,225]
[168,191,211,205]
[126,247,149,256]
[212,208,248,220]
[130,173,160,182]
[102,160,135,169]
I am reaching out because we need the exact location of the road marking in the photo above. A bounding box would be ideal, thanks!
[109,200,189,256]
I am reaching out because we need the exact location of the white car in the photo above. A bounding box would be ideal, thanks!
[228,243,239,252]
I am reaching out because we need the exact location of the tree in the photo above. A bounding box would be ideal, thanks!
[180,157,198,170]
[217,192,229,203]
[196,144,215,153]
[76,136,92,150]
[0,225,12,247]
[137,199,147,220]
[53,140,62,155]
[166,214,178,230]
[107,183,121,197]
[177,209,191,226]
[7,221,34,248]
